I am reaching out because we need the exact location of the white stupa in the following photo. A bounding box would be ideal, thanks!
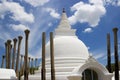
[45,9,89,80]
[28,9,113,80]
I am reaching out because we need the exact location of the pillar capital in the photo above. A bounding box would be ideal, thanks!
[35,58,37,60]
[21,55,23,57]
[13,38,17,43]
[18,36,23,40]
[24,29,30,35]
[113,27,118,32]
[28,57,31,60]
[7,40,11,44]
[3,55,5,58]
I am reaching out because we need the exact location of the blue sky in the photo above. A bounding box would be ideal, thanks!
[0,0,120,66]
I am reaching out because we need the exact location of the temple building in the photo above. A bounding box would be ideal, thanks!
[27,9,114,80]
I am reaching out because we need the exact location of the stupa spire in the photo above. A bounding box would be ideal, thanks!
[57,8,71,29]
[62,8,65,13]
[55,8,75,36]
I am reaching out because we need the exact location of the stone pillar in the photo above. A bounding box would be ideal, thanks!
[107,33,112,73]
[12,38,17,69]
[7,40,11,69]
[31,58,34,74]
[20,55,23,70]
[16,36,23,75]
[22,56,26,75]
[28,57,31,74]
[28,57,31,67]
[10,45,12,68]
[35,58,38,68]
[5,42,8,68]
[24,29,30,80]
[1,55,5,68]
[113,27,119,80]
[19,54,23,77]
[41,32,46,80]
[50,32,55,80]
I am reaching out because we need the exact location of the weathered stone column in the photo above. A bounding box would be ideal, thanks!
[50,32,55,80]
[41,32,46,80]
[28,57,31,67]
[19,54,23,77]
[12,38,17,69]
[20,55,23,70]
[31,58,33,67]
[31,58,34,74]
[10,44,12,68]
[1,55,5,68]
[107,33,112,73]
[16,36,23,75]
[113,27,119,80]
[28,57,31,74]
[24,29,30,80]
[7,40,11,69]
[35,58,38,68]
[22,56,26,75]
[5,42,8,68]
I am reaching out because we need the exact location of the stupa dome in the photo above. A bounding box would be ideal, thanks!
[46,36,89,59]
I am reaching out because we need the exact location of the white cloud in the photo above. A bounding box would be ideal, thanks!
[68,0,120,27]
[28,53,41,59]
[87,46,90,50]
[83,28,93,33]
[89,0,104,5]
[68,1,106,27]
[111,52,114,56]
[48,22,53,27]
[24,0,49,7]
[93,53,105,59]
[0,1,34,23]
[45,8,60,19]
[118,0,120,6]
[10,24,30,31]
[0,32,12,41]
[30,49,42,58]
[102,0,120,6]
[0,31,13,47]
[103,0,115,5]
